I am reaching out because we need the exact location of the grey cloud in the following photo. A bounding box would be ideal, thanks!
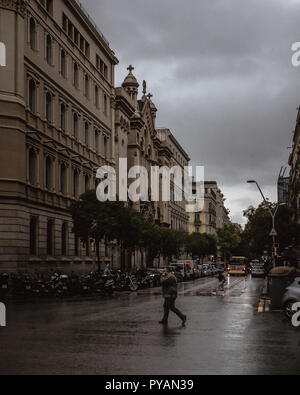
[82,0,300,224]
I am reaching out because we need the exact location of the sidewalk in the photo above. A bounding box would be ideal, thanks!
[261,277,269,298]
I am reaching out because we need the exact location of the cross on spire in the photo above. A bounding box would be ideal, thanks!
[127,65,134,74]
[147,93,153,100]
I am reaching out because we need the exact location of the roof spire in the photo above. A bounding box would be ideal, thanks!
[142,80,147,95]
[127,65,134,74]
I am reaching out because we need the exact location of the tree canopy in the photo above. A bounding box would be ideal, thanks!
[70,190,187,268]
[242,202,300,258]
[216,224,241,261]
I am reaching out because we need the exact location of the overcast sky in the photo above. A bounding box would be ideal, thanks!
[82,0,300,225]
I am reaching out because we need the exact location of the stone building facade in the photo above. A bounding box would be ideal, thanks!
[114,69,190,269]
[0,0,118,272]
[156,128,190,233]
[189,181,231,235]
[289,109,300,221]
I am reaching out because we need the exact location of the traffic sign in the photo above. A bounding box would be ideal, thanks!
[269,228,278,237]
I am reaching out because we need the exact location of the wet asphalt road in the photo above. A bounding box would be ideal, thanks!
[0,275,300,375]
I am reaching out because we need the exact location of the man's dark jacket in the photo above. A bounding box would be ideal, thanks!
[161,273,178,298]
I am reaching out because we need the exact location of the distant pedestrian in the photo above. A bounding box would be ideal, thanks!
[159,267,186,326]
[217,271,226,291]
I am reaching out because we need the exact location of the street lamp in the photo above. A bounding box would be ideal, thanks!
[247,180,286,267]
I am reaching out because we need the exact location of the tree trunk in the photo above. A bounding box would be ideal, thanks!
[120,243,126,272]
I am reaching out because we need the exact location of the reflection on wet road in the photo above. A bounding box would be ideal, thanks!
[0,275,300,375]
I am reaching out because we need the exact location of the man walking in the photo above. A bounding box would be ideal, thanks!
[159,267,187,326]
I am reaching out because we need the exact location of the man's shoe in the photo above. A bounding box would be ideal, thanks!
[182,316,187,326]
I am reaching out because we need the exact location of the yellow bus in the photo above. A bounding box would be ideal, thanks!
[227,256,248,276]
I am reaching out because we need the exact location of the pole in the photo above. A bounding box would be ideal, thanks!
[248,181,286,269]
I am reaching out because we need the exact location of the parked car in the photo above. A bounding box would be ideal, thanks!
[202,263,212,277]
[168,266,184,282]
[146,268,163,287]
[282,277,300,318]
[197,264,204,277]
[192,266,201,279]
[211,265,219,275]
[170,262,192,281]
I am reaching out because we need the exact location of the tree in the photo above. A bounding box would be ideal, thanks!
[243,202,300,258]
[70,190,124,269]
[140,223,163,268]
[159,229,185,262]
[186,233,217,261]
[217,224,241,262]
[70,190,188,271]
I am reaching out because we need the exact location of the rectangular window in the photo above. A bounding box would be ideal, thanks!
[104,94,107,115]
[68,21,73,39]
[80,35,84,51]
[46,0,53,14]
[62,14,67,31]
[85,42,90,58]
[104,64,108,79]
[96,55,100,70]
[95,131,98,152]
[95,85,99,107]
[74,28,79,45]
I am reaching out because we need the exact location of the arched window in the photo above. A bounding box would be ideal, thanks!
[103,136,108,159]
[73,170,78,198]
[45,156,52,190]
[46,35,52,65]
[73,113,78,139]
[60,103,66,131]
[82,122,88,146]
[61,222,67,256]
[29,18,36,50]
[60,49,66,77]
[45,92,52,122]
[60,163,66,194]
[84,74,89,97]
[47,219,54,256]
[73,63,78,87]
[30,217,38,255]
[29,149,36,185]
[29,79,36,113]
[95,85,99,107]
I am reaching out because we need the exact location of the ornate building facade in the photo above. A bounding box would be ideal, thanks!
[114,68,190,269]
[188,180,231,235]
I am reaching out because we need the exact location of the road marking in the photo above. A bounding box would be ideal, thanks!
[258,299,265,313]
